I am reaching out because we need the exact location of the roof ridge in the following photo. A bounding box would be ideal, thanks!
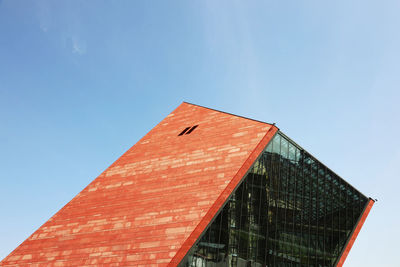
[182,101,278,128]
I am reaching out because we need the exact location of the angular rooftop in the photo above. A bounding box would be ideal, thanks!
[1,102,373,267]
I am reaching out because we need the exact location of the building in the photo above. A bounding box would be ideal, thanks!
[1,102,373,267]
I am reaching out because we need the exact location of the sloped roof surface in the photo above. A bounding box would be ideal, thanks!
[1,102,277,266]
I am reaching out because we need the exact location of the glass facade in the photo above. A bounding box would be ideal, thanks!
[180,132,369,267]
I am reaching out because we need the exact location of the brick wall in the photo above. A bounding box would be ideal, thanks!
[1,102,277,266]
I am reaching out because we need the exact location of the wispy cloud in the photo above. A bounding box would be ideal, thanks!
[200,0,267,109]
[36,0,51,33]
[40,24,48,32]
[71,37,86,55]
[35,1,87,55]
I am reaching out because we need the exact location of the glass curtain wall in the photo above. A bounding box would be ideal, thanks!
[179,132,369,267]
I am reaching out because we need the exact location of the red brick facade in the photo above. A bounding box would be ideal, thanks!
[1,102,277,266]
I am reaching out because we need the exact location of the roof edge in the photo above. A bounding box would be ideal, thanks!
[182,101,278,129]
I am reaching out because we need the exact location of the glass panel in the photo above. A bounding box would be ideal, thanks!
[179,132,369,267]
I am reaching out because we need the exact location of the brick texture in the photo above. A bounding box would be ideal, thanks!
[1,102,277,266]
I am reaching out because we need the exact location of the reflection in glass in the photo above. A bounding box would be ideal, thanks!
[180,132,368,267]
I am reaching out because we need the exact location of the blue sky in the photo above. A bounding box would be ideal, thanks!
[0,1,398,265]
